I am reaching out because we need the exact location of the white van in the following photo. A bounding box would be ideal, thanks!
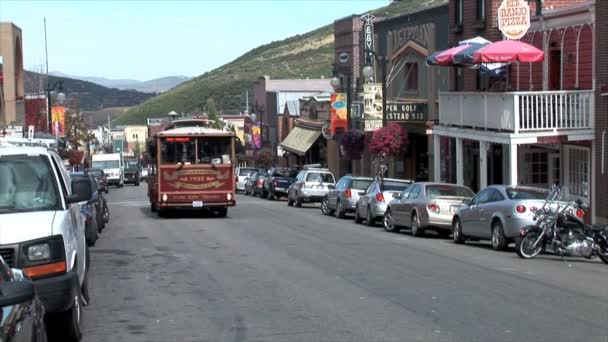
[92,153,124,187]
[0,146,90,341]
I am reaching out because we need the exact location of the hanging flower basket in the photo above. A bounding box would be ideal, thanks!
[338,129,365,160]
[368,123,408,158]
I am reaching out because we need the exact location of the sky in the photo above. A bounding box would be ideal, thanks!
[0,0,388,81]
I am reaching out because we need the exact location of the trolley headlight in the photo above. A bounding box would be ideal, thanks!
[227,193,233,201]
[162,194,168,202]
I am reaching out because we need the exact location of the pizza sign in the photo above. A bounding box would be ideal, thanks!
[498,0,530,40]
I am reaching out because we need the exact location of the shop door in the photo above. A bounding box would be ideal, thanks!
[549,50,561,90]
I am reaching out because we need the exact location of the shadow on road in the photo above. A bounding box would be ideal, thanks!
[138,207,231,220]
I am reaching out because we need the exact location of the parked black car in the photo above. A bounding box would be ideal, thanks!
[123,158,141,186]
[70,172,102,245]
[0,257,47,342]
[244,171,261,196]
[264,167,299,200]
[85,168,108,193]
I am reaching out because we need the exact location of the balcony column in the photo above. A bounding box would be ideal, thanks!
[433,134,441,182]
[456,137,464,185]
[508,143,518,186]
[479,141,488,189]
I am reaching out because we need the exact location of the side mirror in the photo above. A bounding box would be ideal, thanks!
[328,185,335,190]
[0,280,35,307]
[392,192,401,199]
[462,199,472,206]
[67,178,92,204]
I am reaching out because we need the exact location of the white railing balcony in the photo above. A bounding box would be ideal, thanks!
[439,90,594,134]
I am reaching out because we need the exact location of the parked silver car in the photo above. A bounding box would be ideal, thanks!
[354,178,412,226]
[452,185,556,250]
[287,168,335,207]
[383,182,475,236]
[321,175,373,218]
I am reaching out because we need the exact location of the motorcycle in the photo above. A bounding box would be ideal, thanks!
[516,186,608,264]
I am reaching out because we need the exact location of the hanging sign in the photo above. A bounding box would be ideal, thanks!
[321,121,332,140]
[363,83,383,132]
[361,14,377,65]
[497,0,531,40]
[385,102,428,122]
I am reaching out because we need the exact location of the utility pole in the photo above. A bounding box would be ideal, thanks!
[245,90,249,114]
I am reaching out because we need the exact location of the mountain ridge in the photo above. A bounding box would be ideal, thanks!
[48,72,191,93]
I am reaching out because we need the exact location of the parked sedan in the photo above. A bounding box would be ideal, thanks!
[0,258,47,342]
[452,185,554,250]
[383,182,475,236]
[70,172,101,245]
[354,178,412,226]
[321,175,373,218]
[244,171,263,196]
[85,168,108,193]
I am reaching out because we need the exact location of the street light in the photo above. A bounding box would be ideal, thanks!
[46,80,65,134]
[362,51,388,127]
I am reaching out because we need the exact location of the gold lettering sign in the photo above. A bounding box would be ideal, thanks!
[498,0,530,40]
[168,181,226,190]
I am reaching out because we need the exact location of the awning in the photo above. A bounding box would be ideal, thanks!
[280,126,321,156]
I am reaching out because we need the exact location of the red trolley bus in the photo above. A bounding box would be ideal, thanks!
[147,125,236,217]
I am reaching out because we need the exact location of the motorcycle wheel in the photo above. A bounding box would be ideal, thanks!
[598,249,608,265]
[516,232,543,259]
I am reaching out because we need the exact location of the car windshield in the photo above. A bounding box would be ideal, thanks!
[125,160,139,168]
[92,160,119,169]
[306,173,334,183]
[274,169,298,178]
[0,155,60,213]
[426,185,474,199]
[506,188,549,200]
[380,181,411,192]
[352,179,372,190]
[239,168,257,176]
[86,169,103,177]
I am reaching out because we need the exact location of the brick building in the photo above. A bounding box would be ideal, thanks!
[595,0,607,223]
[432,0,595,217]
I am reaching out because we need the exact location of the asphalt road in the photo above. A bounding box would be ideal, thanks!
[81,185,608,342]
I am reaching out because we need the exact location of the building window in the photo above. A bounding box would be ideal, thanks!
[476,0,486,22]
[455,0,463,26]
[404,63,418,90]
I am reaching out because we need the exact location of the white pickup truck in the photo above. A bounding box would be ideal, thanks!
[0,145,91,341]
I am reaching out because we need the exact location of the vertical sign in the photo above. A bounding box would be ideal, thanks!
[497,0,530,40]
[363,83,383,131]
[51,106,65,137]
[330,93,348,135]
[361,14,377,65]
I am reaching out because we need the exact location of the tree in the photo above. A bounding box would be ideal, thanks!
[206,98,218,125]
[368,123,408,179]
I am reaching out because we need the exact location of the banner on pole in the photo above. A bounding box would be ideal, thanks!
[51,106,65,137]
[330,93,348,136]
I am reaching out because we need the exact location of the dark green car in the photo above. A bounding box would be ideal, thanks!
[123,158,141,186]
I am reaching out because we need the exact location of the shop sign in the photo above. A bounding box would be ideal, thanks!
[498,0,530,40]
[385,102,428,122]
[363,83,383,132]
[361,14,376,65]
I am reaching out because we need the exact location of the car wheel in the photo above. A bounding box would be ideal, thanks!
[287,195,294,206]
[295,197,303,207]
[81,250,90,306]
[135,181,140,186]
[354,205,362,223]
[452,218,465,244]
[48,281,82,342]
[491,221,507,251]
[150,201,157,212]
[103,204,110,223]
[410,213,423,237]
[321,197,330,215]
[267,192,275,200]
[383,209,400,233]
[366,206,375,227]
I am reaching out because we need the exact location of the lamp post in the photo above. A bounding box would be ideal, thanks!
[362,52,388,127]
[45,80,65,134]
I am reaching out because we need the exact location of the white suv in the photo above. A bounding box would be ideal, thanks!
[287,168,335,207]
[0,146,90,341]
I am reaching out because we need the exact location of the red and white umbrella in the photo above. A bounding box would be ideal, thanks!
[472,40,544,63]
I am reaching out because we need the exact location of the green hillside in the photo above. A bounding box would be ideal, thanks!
[114,0,446,125]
